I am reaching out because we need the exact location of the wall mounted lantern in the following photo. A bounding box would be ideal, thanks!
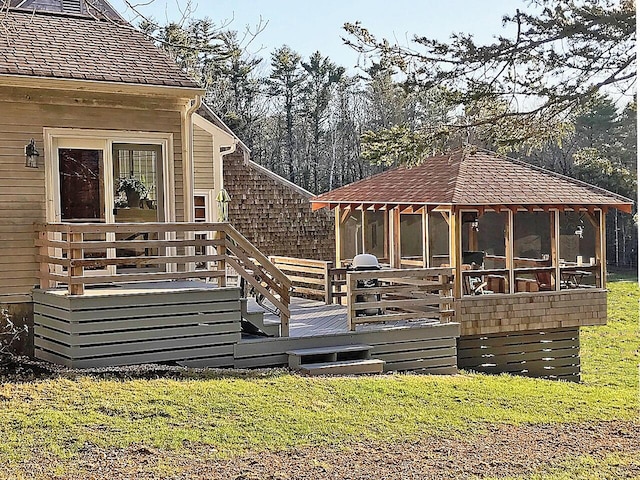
[25,138,39,168]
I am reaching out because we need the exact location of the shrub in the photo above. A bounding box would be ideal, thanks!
[0,308,27,363]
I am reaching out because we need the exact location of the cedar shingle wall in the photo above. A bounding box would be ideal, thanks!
[224,152,335,261]
[456,289,607,336]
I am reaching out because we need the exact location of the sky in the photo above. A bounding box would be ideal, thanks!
[109,0,520,70]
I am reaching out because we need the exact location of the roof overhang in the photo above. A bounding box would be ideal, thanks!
[0,74,205,99]
[311,200,633,214]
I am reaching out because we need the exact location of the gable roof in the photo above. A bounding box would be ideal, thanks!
[312,148,633,212]
[0,9,199,89]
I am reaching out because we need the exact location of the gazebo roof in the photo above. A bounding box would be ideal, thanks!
[312,148,633,212]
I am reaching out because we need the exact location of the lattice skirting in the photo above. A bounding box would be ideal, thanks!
[457,327,580,382]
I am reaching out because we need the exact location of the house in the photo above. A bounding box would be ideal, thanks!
[312,147,633,380]
[0,0,335,360]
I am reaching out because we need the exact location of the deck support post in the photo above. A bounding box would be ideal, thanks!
[215,226,226,287]
[324,262,332,305]
[422,208,430,268]
[552,210,560,291]
[450,207,462,299]
[598,209,607,288]
[390,208,401,269]
[505,209,514,294]
[335,207,342,267]
[69,231,84,295]
[39,229,53,289]
[346,272,355,330]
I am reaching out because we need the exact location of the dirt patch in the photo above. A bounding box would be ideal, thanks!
[19,421,640,480]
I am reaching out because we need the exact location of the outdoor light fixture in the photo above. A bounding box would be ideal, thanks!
[25,138,39,168]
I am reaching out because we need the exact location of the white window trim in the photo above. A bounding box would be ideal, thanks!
[43,128,175,224]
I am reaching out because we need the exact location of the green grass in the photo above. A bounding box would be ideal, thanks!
[0,281,638,468]
[485,453,640,480]
[581,279,639,388]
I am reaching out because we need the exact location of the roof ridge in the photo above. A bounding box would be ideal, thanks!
[8,7,113,22]
[315,150,460,198]
[474,146,634,204]
[448,148,468,204]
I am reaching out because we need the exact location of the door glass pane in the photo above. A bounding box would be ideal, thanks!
[113,143,163,223]
[59,148,104,221]
[112,144,163,270]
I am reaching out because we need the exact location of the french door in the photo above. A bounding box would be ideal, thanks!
[51,136,168,275]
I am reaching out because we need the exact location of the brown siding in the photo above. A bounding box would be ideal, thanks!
[0,85,186,300]
[193,124,215,190]
[224,151,335,261]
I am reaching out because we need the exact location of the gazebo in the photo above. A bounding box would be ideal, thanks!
[312,147,633,380]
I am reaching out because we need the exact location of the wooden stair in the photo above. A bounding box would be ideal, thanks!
[287,344,385,375]
[240,298,280,337]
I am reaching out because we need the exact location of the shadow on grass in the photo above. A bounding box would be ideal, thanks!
[0,355,289,384]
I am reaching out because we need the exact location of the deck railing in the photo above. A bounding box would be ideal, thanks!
[268,256,332,302]
[267,256,347,305]
[35,222,292,335]
[346,267,454,330]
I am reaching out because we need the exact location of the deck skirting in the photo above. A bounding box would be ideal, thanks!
[33,286,242,368]
[458,327,581,382]
[235,322,461,374]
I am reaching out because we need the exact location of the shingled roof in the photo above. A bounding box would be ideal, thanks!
[8,0,124,21]
[0,9,200,89]
[312,148,633,212]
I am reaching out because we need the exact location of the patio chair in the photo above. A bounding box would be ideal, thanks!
[461,252,492,295]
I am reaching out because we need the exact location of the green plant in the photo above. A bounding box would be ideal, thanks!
[116,176,148,198]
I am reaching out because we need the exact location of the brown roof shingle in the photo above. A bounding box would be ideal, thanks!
[312,148,633,210]
[0,10,199,89]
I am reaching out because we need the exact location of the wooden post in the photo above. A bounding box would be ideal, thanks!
[551,210,560,291]
[505,209,515,294]
[361,209,367,254]
[390,208,401,268]
[598,209,607,288]
[450,207,462,299]
[335,207,342,267]
[215,227,227,287]
[383,207,390,262]
[39,228,53,289]
[346,272,355,330]
[324,261,332,305]
[422,208,430,268]
[69,230,84,295]
[280,288,290,337]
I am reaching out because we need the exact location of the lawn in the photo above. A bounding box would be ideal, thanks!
[0,279,638,479]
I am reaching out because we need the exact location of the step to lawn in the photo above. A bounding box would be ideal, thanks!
[298,358,385,376]
[287,344,384,375]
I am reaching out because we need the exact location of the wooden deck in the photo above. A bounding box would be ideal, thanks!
[234,296,460,373]
[33,281,460,373]
[253,296,442,338]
